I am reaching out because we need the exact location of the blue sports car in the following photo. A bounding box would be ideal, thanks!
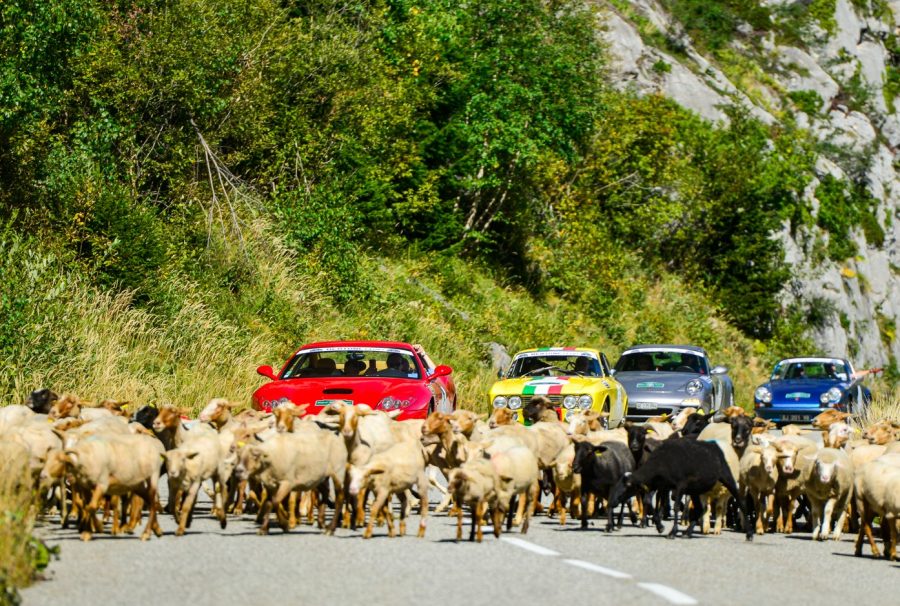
[753,357,872,425]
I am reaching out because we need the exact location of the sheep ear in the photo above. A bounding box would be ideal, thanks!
[254,432,266,443]
[476,413,488,421]
[357,404,374,413]
[570,434,586,443]
[386,410,402,419]
[186,452,200,460]
[291,404,309,416]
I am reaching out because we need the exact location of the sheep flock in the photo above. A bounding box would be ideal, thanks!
[3,391,900,563]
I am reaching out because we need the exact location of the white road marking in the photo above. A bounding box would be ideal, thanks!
[637,582,698,605]
[500,537,560,556]
[562,559,632,579]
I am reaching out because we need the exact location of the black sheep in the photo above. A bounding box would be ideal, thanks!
[131,405,159,430]
[608,438,753,541]
[25,388,58,414]
[572,440,634,531]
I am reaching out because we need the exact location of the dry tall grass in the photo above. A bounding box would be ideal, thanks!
[852,383,900,429]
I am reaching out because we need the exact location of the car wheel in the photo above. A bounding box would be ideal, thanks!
[427,400,435,416]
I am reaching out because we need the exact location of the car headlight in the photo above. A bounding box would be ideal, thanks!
[578,395,592,409]
[379,396,410,410]
[508,396,523,410]
[563,395,578,410]
[755,387,772,404]
[264,397,291,409]
[820,387,843,406]
[686,379,703,396]
[493,396,508,409]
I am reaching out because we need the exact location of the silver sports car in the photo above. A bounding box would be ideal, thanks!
[613,344,734,421]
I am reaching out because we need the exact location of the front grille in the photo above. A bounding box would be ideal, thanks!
[627,404,675,417]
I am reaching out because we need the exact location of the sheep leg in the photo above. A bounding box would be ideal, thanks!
[138,479,160,541]
[506,494,518,531]
[667,489,681,539]
[328,477,344,536]
[475,499,487,543]
[176,482,200,537]
[685,494,702,538]
[393,492,404,537]
[455,498,464,541]
[580,491,590,530]
[513,493,525,527]
[831,496,850,541]
[383,499,396,538]
[754,491,766,535]
[855,502,879,557]
[809,497,822,541]
[80,484,106,541]
[887,518,899,561]
[820,497,836,541]
[467,500,477,542]
[124,495,142,534]
[702,495,712,535]
[558,492,567,526]
[364,490,390,539]
[235,479,248,515]
[522,482,538,535]
[258,497,275,535]
[417,470,429,538]
[356,488,369,528]
[491,504,503,538]
[287,490,298,530]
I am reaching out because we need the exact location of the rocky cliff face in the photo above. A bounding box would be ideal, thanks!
[602,0,899,370]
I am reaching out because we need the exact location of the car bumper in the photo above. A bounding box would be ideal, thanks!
[754,405,847,425]
[625,396,708,420]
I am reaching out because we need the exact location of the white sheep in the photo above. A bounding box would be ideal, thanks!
[348,439,430,539]
[803,447,854,541]
[740,443,779,535]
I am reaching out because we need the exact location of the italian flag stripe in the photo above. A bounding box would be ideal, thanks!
[523,385,537,395]
[548,384,564,395]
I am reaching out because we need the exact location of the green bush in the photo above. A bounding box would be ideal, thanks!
[788,89,824,115]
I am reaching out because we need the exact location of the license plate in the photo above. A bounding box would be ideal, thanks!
[781,414,809,422]
[632,402,656,410]
[315,399,353,407]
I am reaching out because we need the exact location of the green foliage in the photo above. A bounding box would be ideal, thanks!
[815,175,883,260]
[809,0,838,34]
[787,89,824,116]
[652,59,672,74]
[660,0,771,51]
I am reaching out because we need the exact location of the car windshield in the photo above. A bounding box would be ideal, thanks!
[281,347,421,380]
[615,351,709,375]
[772,360,849,382]
[507,353,601,378]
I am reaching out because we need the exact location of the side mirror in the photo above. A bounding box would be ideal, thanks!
[609,369,617,376]
[429,365,453,380]
[257,365,278,380]
[711,366,728,376]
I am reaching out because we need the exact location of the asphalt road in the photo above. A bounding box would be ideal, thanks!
[24,487,900,606]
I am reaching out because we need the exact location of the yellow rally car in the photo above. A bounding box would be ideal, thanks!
[489,347,628,427]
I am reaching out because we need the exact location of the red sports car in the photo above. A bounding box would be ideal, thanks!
[251,340,456,420]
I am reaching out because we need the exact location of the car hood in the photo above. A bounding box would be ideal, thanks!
[764,378,847,401]
[492,376,611,396]
[253,377,428,412]
[614,371,707,395]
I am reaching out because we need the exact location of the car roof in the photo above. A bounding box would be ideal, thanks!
[513,347,600,357]
[297,340,415,351]
[776,357,849,365]
[620,344,708,357]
